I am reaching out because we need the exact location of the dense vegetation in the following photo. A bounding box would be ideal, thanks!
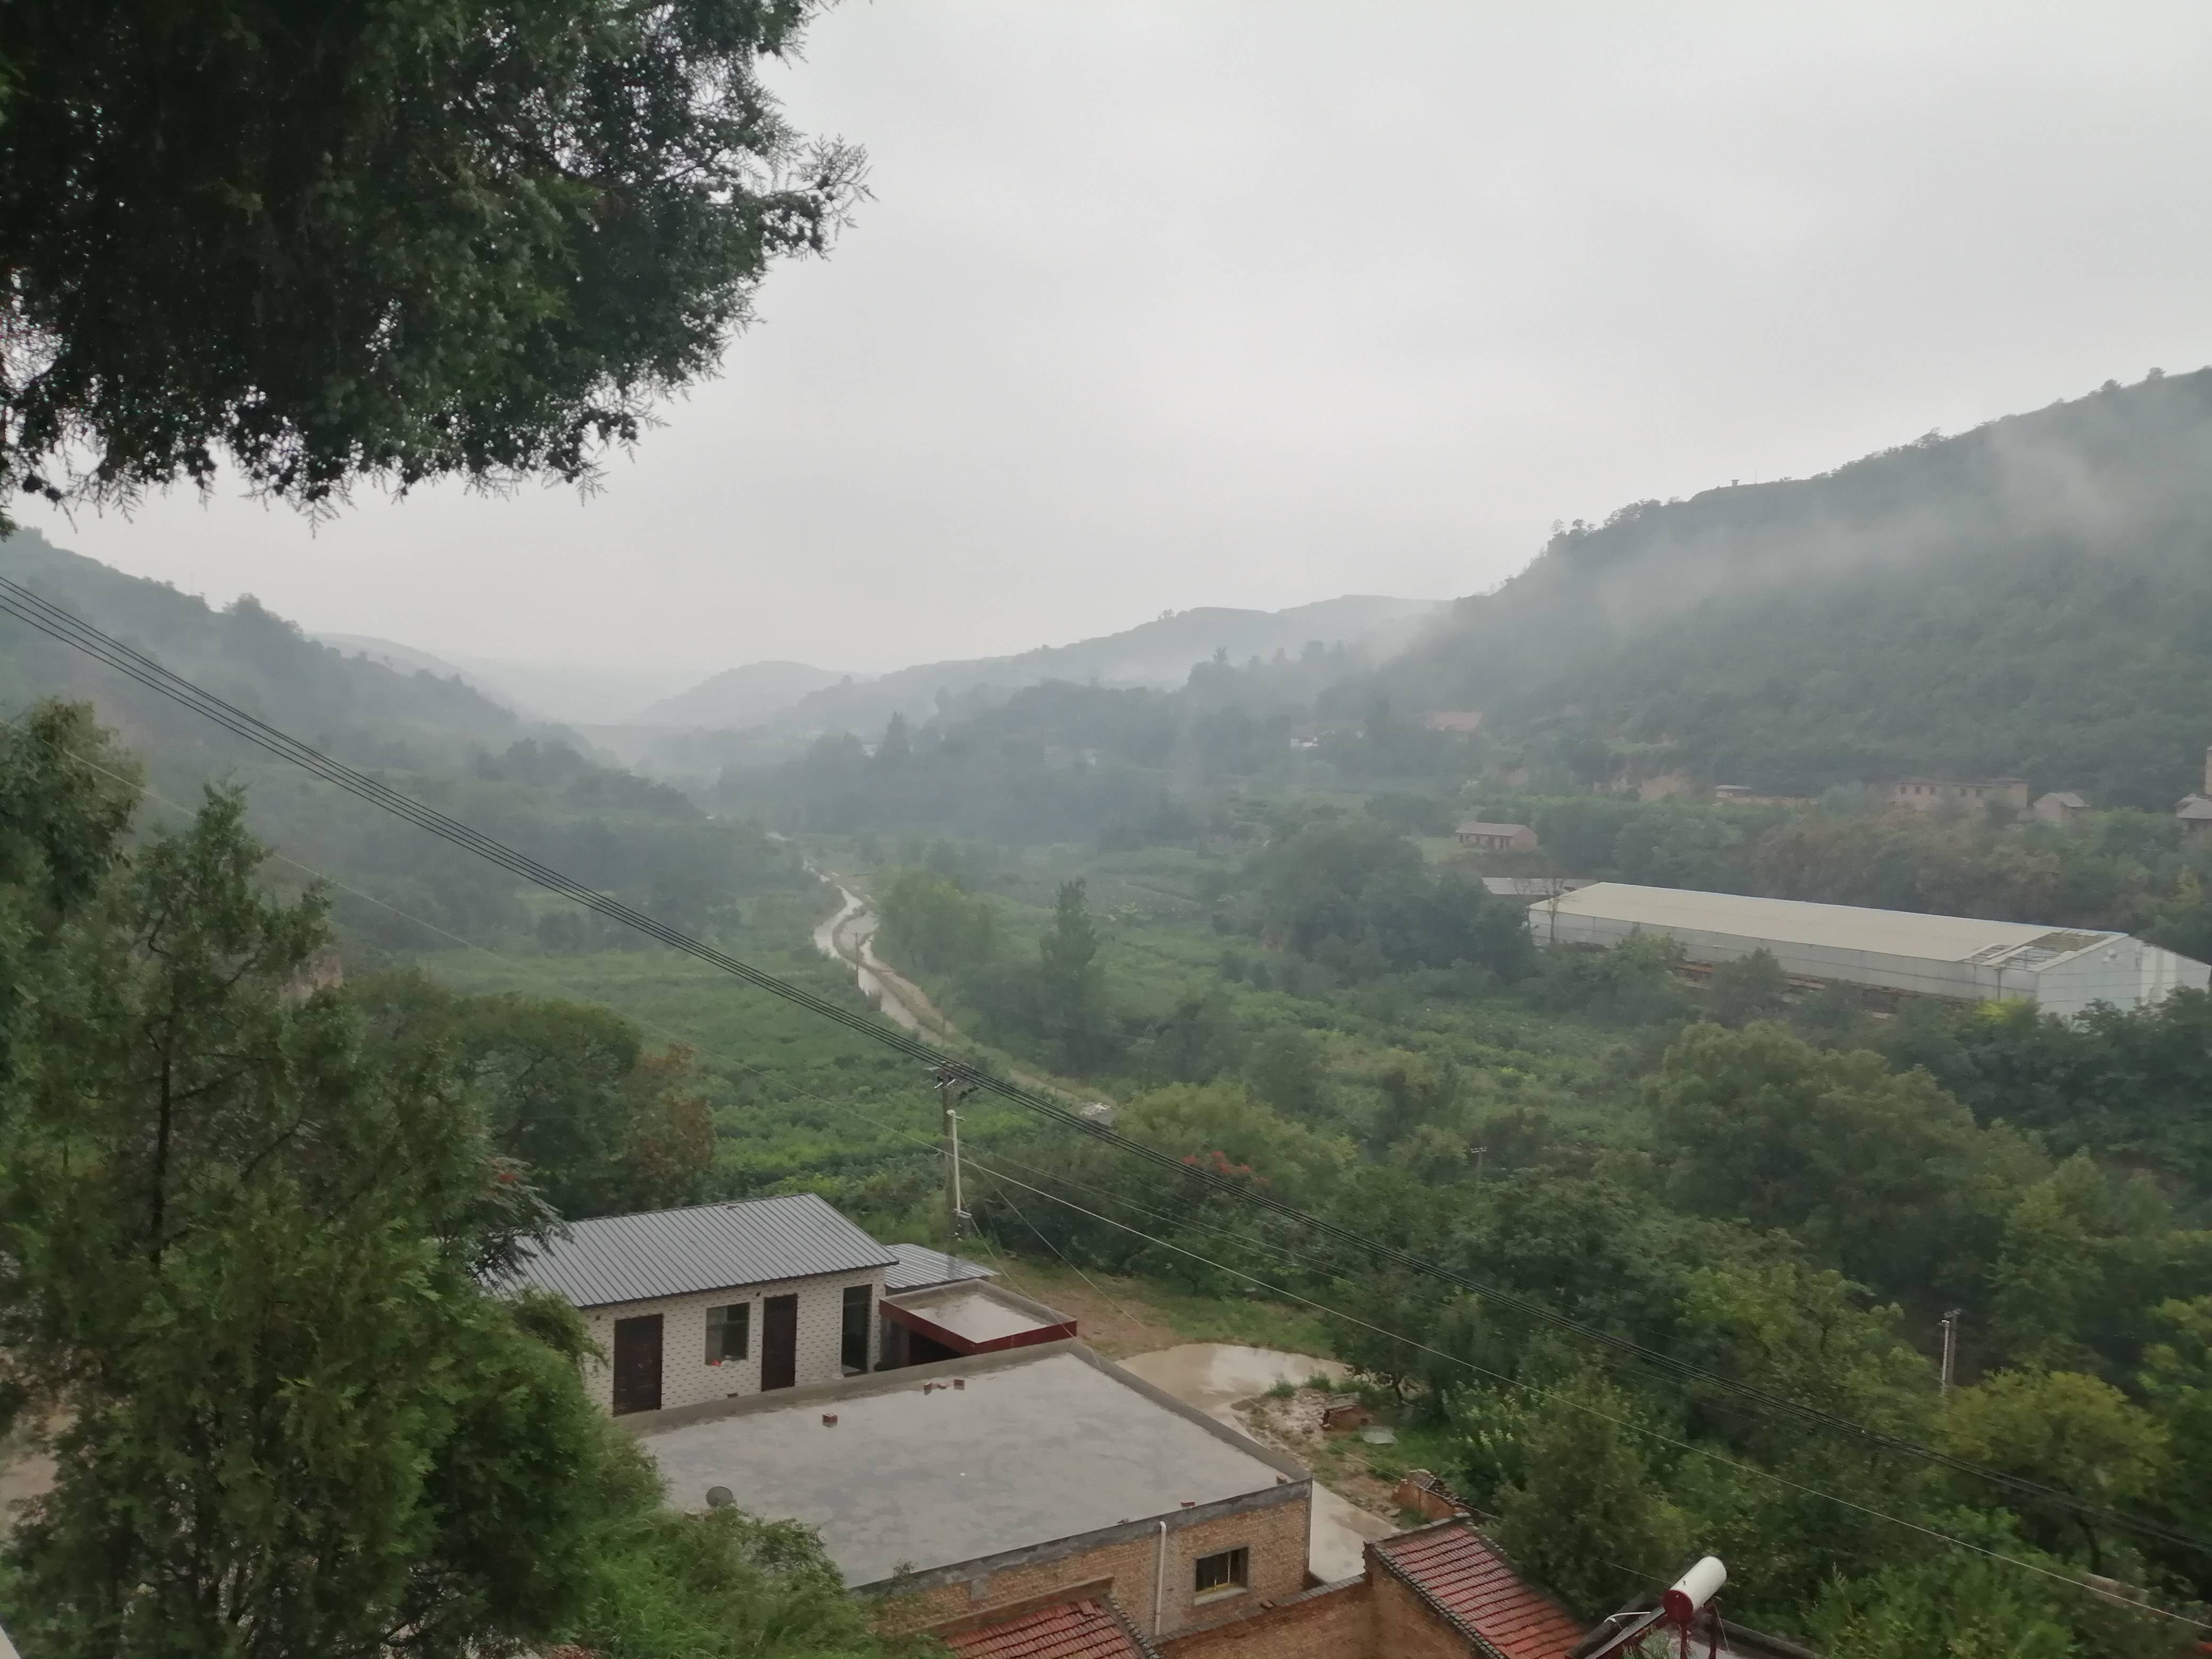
[14,355,2212,1656]
[0,705,929,1657]
[1368,367,2212,806]
[816,812,2212,1652]
[0,0,861,522]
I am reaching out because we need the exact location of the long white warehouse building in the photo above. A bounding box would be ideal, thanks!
[1529,883,2211,1017]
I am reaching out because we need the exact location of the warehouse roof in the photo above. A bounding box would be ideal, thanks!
[883,1241,999,1293]
[1537,883,2119,970]
[503,1193,895,1308]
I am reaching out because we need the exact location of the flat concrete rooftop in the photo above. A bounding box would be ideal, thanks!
[632,1344,1302,1588]
[890,1285,1061,1345]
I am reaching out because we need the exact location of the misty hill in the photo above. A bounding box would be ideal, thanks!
[0,529,799,955]
[315,631,711,727]
[634,660,852,727]
[1375,368,2212,808]
[2,531,525,778]
[733,594,1435,740]
[316,631,524,708]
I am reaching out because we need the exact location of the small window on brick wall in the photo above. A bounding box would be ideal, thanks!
[1194,1547,1248,1594]
[706,1302,750,1364]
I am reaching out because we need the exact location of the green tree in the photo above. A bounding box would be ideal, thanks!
[0,0,864,522]
[1246,1024,1327,1118]
[1710,948,1788,1026]
[1938,1370,2169,1572]
[576,1464,920,1659]
[1037,878,1108,1071]
[355,971,715,1220]
[876,868,996,978]
[1647,1021,2034,1295]
[2139,1296,2212,1593]
[1485,1369,1689,1617]
[1807,1531,2075,1659]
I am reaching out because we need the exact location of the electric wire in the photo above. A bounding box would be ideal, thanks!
[959,1154,2212,1634]
[5,573,2209,1562]
[7,692,2205,1629]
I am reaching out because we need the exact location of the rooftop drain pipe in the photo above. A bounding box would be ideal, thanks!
[1153,1519,1168,1637]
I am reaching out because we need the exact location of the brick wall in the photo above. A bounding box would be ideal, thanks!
[1157,1576,1372,1659]
[1370,1569,1479,1658]
[577,1268,885,1414]
[876,1488,1311,1643]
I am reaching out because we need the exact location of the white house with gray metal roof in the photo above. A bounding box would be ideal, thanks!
[505,1193,898,1415]
[1530,882,2211,1017]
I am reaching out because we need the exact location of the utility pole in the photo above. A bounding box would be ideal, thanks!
[1473,1145,1487,1184]
[934,1064,975,1276]
[1939,1308,1962,1393]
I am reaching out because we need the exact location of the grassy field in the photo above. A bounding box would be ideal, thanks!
[814,834,1651,1152]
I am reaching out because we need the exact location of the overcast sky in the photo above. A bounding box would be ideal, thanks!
[24,2,2212,688]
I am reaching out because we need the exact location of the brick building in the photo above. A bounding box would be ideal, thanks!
[1155,1519,1587,1659]
[629,1341,1313,1645]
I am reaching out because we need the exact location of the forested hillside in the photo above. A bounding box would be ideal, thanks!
[0,530,784,945]
[726,593,1435,741]
[1370,368,2212,805]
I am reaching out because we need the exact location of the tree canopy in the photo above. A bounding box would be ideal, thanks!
[0,0,863,523]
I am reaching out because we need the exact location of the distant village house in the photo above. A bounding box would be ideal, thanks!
[2178,747,2212,839]
[2032,791,2090,827]
[1455,820,1539,852]
[1421,710,1484,734]
[1886,776,2029,813]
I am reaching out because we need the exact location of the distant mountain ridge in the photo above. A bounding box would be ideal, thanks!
[634,660,853,728]
[1374,367,2212,807]
[2,532,525,783]
[650,594,1438,738]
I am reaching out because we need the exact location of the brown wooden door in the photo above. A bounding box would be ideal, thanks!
[611,1313,663,1415]
[761,1294,798,1390]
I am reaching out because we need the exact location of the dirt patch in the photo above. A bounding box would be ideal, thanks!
[1230,1388,1405,1521]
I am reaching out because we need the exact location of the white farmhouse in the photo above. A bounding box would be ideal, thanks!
[502,1192,896,1415]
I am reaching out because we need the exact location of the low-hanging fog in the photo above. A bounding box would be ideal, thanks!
[21,1,2212,685]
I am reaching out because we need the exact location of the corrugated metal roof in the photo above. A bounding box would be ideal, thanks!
[504,1192,895,1308]
[883,1242,999,1293]
[944,1597,1155,1659]
[1538,883,2117,968]
[2179,795,2212,822]
[1458,820,1534,837]
[1374,1522,1585,1659]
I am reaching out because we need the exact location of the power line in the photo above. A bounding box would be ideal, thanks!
[5,574,2208,1562]
[959,1154,2212,1635]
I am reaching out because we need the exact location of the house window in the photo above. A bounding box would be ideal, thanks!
[1194,1547,1249,1595]
[706,1302,750,1364]
[841,1284,873,1374]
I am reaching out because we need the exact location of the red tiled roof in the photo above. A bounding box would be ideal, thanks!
[1375,1522,1587,1659]
[943,1597,1152,1659]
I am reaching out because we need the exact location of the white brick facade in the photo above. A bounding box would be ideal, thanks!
[579,1267,888,1414]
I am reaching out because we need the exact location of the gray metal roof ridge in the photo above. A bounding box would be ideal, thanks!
[504,1191,896,1308]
